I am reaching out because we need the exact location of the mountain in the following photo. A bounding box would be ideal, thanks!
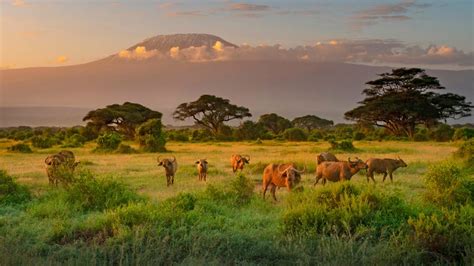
[1,34,473,127]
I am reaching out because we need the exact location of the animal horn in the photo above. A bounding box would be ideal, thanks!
[171,155,176,162]
[348,157,354,163]
[157,156,161,163]
[294,165,306,174]
[243,155,250,161]
[278,165,293,175]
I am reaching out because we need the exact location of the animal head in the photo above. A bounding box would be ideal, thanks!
[157,156,176,169]
[348,157,367,170]
[195,159,208,168]
[316,154,324,165]
[396,156,407,167]
[45,155,63,166]
[279,164,305,186]
[236,155,250,167]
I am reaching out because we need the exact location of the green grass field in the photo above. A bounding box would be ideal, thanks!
[0,140,472,265]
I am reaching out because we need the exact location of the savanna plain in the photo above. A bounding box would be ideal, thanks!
[0,139,473,265]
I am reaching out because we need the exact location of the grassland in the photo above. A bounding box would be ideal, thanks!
[0,139,472,265]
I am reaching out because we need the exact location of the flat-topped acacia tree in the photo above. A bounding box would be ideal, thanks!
[83,102,162,139]
[345,68,472,138]
[173,95,252,135]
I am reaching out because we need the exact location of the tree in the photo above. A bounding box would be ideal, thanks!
[258,113,292,134]
[83,102,162,139]
[235,121,268,140]
[292,115,334,131]
[345,68,472,138]
[136,119,166,152]
[173,95,251,135]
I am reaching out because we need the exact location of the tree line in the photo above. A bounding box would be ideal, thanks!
[2,67,472,152]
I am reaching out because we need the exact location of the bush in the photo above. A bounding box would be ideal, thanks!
[423,161,472,207]
[136,119,166,152]
[65,172,143,211]
[204,174,254,207]
[454,140,473,166]
[7,143,32,153]
[61,134,86,148]
[453,127,474,141]
[408,205,474,262]
[283,183,413,238]
[0,170,31,205]
[413,132,429,142]
[115,144,137,154]
[308,130,323,142]
[31,136,55,149]
[282,128,307,141]
[352,131,366,141]
[430,124,454,142]
[95,132,122,151]
[329,140,356,151]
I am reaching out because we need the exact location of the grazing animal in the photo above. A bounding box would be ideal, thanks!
[157,156,178,186]
[314,157,367,185]
[316,152,339,165]
[366,157,407,183]
[230,154,250,173]
[262,163,305,201]
[195,159,208,181]
[44,150,79,186]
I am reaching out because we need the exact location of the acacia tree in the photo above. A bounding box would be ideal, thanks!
[83,102,162,139]
[292,115,334,131]
[258,113,292,134]
[345,68,472,138]
[173,95,251,135]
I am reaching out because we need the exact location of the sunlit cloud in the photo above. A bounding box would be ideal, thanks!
[227,3,270,12]
[166,10,206,17]
[56,56,69,64]
[11,0,29,7]
[116,40,473,67]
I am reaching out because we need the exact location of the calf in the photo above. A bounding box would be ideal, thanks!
[195,159,208,181]
[366,157,407,183]
[230,154,250,173]
[157,156,178,186]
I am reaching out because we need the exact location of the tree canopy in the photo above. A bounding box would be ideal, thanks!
[173,95,251,135]
[345,68,472,138]
[258,113,292,134]
[292,115,334,131]
[83,102,162,139]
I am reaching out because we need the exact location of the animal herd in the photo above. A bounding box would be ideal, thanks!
[44,150,408,201]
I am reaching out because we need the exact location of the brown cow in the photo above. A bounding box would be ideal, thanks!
[366,157,407,183]
[230,154,250,173]
[316,152,339,165]
[157,156,178,186]
[45,150,79,186]
[262,163,305,201]
[314,157,367,185]
[195,159,208,181]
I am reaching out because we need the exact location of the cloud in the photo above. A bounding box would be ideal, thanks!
[117,40,473,68]
[118,46,158,60]
[56,56,69,64]
[352,0,431,29]
[158,2,176,9]
[227,3,271,12]
[11,0,29,7]
[166,10,207,17]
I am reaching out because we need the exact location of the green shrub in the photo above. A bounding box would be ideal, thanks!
[282,128,307,141]
[308,131,323,142]
[65,172,143,211]
[414,132,429,142]
[423,161,472,207]
[95,132,122,151]
[230,174,255,206]
[408,205,474,262]
[353,131,366,141]
[0,170,31,205]
[455,140,473,166]
[7,143,32,153]
[136,119,166,152]
[329,140,356,151]
[430,124,454,142]
[453,127,474,141]
[62,134,86,148]
[283,183,412,238]
[115,144,137,154]
[31,136,55,148]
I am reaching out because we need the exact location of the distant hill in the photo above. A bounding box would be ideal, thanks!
[1,34,472,127]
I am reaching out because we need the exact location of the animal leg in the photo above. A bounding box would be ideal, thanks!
[270,185,277,202]
[389,172,393,183]
[322,179,327,186]
[262,181,270,199]
[382,172,387,182]
[314,173,322,186]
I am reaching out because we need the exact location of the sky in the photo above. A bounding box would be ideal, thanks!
[1,0,473,69]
